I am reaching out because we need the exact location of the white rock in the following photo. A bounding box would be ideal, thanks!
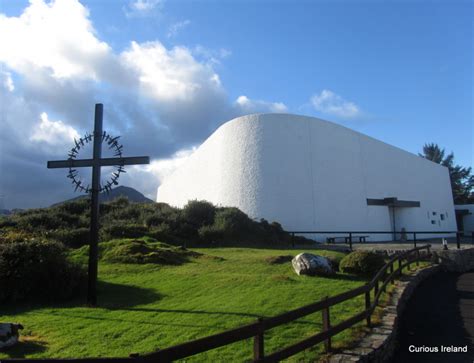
[292,253,333,276]
[0,323,23,349]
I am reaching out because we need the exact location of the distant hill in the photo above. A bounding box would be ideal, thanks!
[52,186,154,206]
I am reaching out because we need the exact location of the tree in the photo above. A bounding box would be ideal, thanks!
[419,143,474,204]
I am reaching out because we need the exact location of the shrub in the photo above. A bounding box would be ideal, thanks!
[339,251,385,277]
[57,199,90,215]
[0,230,35,244]
[198,224,224,245]
[101,223,148,241]
[49,228,90,248]
[0,240,86,303]
[0,217,17,228]
[182,200,216,228]
[16,211,80,231]
[212,208,252,241]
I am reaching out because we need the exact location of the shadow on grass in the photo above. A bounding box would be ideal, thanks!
[1,337,48,358]
[0,280,162,315]
[97,280,162,309]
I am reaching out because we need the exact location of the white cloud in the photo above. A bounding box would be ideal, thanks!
[0,0,112,80]
[193,45,232,65]
[30,112,80,145]
[235,95,288,114]
[122,147,197,200]
[146,147,196,183]
[121,40,223,103]
[125,0,162,17]
[167,19,191,38]
[1,71,14,91]
[310,89,361,118]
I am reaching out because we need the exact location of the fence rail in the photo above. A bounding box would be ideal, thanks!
[287,230,474,250]
[4,245,433,362]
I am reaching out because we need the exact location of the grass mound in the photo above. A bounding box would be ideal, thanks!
[70,237,201,265]
[265,255,293,264]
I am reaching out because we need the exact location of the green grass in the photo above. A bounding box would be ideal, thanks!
[1,245,372,362]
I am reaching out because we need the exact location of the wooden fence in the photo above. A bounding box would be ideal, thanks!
[5,245,432,363]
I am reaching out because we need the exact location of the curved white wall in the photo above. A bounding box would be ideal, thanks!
[157,114,456,241]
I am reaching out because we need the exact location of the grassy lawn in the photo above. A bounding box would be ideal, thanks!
[0,246,373,362]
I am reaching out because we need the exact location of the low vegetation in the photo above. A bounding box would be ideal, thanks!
[0,239,86,304]
[339,250,386,277]
[0,198,309,248]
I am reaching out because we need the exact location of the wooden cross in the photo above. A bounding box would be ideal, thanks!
[47,104,149,306]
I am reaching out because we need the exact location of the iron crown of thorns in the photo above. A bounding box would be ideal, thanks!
[67,131,125,194]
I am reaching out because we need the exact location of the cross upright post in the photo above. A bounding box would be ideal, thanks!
[47,103,150,306]
[88,104,103,306]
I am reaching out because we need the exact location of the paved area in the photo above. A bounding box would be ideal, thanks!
[311,240,474,253]
[392,270,474,362]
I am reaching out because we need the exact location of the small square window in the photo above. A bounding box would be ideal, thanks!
[432,212,437,216]
[440,214,445,221]
[431,220,436,225]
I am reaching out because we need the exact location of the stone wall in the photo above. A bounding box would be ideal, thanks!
[433,247,474,272]
[329,247,474,363]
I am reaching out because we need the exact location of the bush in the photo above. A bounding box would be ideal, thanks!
[57,199,90,215]
[339,251,385,277]
[16,211,80,231]
[49,228,90,248]
[212,208,252,241]
[101,223,148,241]
[198,224,224,244]
[0,230,35,244]
[182,200,216,228]
[0,240,86,303]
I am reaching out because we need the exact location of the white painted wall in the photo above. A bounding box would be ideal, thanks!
[157,114,457,242]
[455,205,474,233]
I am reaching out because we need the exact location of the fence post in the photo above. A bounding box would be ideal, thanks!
[349,232,353,251]
[413,232,417,248]
[472,231,474,245]
[322,298,331,353]
[291,232,295,248]
[374,279,379,301]
[416,249,420,266]
[456,232,461,249]
[398,256,403,277]
[365,290,371,327]
[253,318,264,361]
[390,262,394,284]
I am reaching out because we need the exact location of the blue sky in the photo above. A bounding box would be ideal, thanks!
[0,0,472,209]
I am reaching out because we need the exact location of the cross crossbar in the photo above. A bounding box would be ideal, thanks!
[47,156,150,169]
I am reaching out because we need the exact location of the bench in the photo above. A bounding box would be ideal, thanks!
[326,236,369,243]
[344,235,369,243]
[326,237,346,244]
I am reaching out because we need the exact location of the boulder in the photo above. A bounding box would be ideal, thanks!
[0,323,23,349]
[292,253,333,276]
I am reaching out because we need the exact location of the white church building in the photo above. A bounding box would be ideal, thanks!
[157,114,457,242]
